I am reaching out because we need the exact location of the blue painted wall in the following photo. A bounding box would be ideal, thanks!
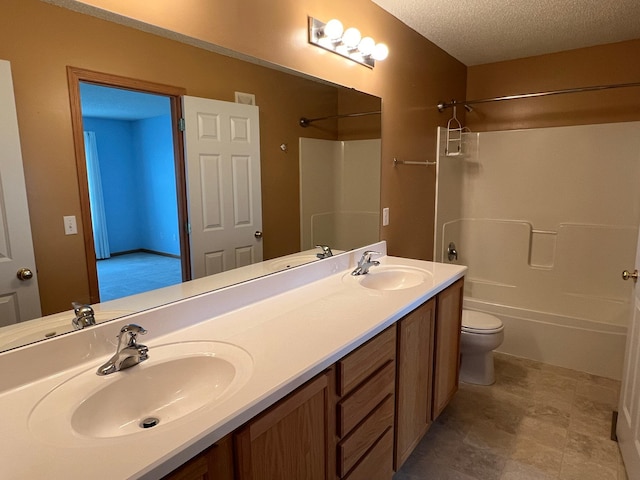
[134,114,180,256]
[83,117,142,253]
[83,114,179,256]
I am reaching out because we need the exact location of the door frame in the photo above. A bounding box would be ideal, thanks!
[67,67,190,303]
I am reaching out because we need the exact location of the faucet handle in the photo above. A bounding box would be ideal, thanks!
[315,245,333,258]
[118,324,147,346]
[120,324,147,335]
[72,301,93,316]
[362,250,381,262]
[71,302,96,330]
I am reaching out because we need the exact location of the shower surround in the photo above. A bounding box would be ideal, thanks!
[435,122,640,379]
[299,137,381,251]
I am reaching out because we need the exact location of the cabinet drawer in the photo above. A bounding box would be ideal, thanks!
[337,360,395,437]
[343,427,393,480]
[337,395,394,477]
[337,326,396,396]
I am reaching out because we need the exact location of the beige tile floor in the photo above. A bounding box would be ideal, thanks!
[394,352,628,480]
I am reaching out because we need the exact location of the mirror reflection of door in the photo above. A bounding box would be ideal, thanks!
[79,83,183,301]
[182,96,263,278]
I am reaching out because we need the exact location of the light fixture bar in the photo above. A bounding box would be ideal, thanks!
[308,17,387,68]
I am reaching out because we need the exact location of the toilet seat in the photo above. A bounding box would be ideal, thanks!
[462,310,504,335]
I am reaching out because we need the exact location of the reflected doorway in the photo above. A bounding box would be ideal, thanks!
[68,68,191,304]
[80,84,181,301]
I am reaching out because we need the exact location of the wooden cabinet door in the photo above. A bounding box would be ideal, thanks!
[432,278,464,419]
[162,435,234,480]
[235,369,335,480]
[394,298,435,470]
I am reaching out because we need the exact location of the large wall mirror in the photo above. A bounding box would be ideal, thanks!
[0,0,381,352]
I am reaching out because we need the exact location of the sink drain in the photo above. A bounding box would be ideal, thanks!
[140,417,160,429]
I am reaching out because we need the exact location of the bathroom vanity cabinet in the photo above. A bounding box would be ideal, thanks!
[235,369,335,480]
[162,279,463,480]
[0,243,467,480]
[432,278,464,419]
[394,278,464,470]
[394,297,436,470]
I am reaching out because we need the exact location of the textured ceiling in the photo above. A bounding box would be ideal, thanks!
[371,0,640,66]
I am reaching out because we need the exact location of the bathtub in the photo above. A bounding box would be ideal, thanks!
[464,297,628,380]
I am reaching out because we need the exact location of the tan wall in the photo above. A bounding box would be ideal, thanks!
[337,89,382,141]
[2,0,466,314]
[466,39,640,131]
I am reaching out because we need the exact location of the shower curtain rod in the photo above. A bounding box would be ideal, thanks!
[437,81,640,112]
[299,110,381,127]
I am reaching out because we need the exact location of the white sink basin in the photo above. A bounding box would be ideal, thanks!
[29,341,253,444]
[345,265,432,291]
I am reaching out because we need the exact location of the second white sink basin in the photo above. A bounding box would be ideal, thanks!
[29,341,253,444]
[346,265,432,291]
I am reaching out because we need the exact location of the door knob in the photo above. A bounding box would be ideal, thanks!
[254,231,263,239]
[16,268,34,281]
[622,269,638,282]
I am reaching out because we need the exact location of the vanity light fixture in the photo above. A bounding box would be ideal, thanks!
[308,17,389,68]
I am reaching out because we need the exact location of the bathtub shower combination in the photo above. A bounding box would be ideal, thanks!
[435,122,640,379]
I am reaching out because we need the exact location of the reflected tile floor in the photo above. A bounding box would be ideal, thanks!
[394,353,628,480]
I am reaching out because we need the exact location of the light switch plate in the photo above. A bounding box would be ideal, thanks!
[63,215,78,235]
[382,207,390,226]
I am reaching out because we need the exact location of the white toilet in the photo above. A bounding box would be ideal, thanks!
[459,310,504,385]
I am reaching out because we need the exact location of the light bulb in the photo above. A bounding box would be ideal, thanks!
[372,43,389,61]
[323,19,343,40]
[358,37,375,56]
[342,27,362,49]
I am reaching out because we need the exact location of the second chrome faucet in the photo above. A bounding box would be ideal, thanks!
[351,250,381,276]
[97,324,148,376]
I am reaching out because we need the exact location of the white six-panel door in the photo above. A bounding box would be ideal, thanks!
[0,59,41,326]
[182,96,262,279]
[617,226,640,476]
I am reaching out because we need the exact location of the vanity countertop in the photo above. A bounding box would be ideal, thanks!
[0,242,466,479]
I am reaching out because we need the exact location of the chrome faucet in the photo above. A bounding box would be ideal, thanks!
[315,244,333,259]
[72,302,96,330]
[351,250,381,276]
[97,324,149,376]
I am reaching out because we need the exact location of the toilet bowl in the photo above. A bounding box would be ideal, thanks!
[459,310,504,385]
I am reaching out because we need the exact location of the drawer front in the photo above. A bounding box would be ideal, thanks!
[337,360,395,437]
[343,427,393,480]
[337,395,394,477]
[337,326,396,396]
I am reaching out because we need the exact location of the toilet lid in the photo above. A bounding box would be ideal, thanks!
[462,310,504,334]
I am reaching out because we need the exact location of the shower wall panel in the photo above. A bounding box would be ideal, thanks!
[300,138,381,251]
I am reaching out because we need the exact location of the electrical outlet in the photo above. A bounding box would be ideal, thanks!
[63,215,78,235]
[382,207,390,226]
